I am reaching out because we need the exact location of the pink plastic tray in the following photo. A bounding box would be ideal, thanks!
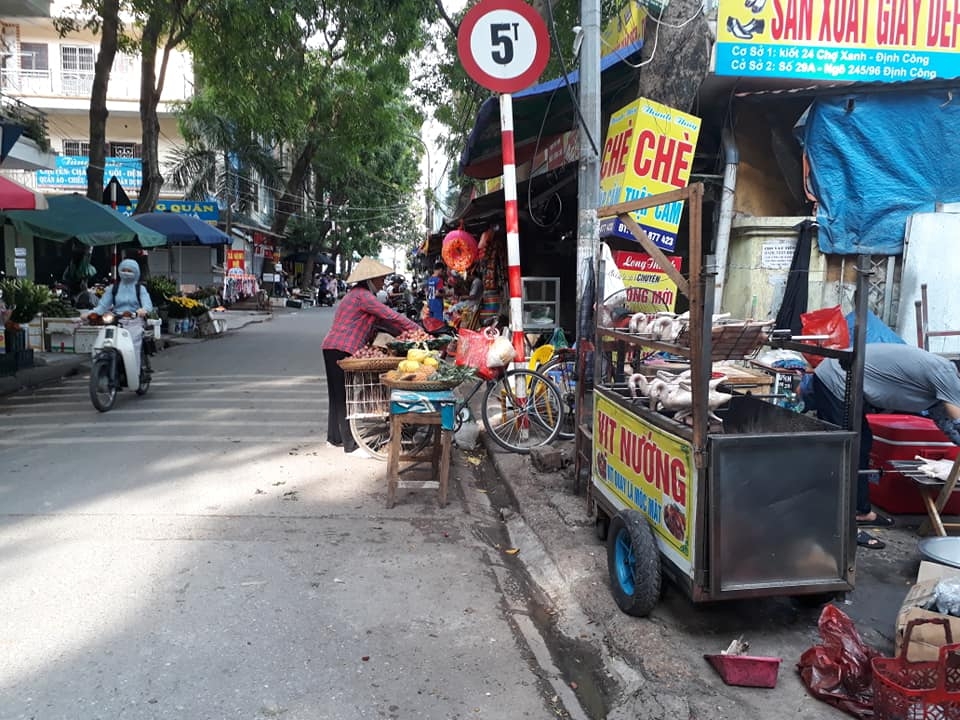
[704,654,782,688]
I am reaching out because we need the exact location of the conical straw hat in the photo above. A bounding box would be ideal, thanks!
[346,257,393,284]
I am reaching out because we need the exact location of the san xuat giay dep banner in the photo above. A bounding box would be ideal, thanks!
[598,98,701,253]
[613,250,683,314]
[593,394,696,565]
[715,0,960,81]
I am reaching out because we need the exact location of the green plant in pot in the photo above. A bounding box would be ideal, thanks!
[145,275,177,306]
[1,278,51,354]
[1,278,51,328]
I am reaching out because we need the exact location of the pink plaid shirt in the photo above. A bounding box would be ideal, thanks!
[321,286,421,354]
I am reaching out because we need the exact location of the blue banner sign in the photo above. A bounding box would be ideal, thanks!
[117,199,220,223]
[36,155,142,189]
[715,0,960,81]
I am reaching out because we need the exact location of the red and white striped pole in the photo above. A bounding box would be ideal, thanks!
[500,92,528,434]
[500,93,525,367]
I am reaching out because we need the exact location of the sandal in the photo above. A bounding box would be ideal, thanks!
[858,514,895,528]
[857,530,885,550]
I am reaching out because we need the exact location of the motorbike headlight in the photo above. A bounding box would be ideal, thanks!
[102,312,115,325]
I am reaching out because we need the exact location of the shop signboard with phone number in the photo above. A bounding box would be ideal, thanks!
[715,0,960,81]
[593,394,697,573]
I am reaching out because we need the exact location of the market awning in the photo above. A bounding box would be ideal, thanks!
[459,39,644,180]
[2,193,166,247]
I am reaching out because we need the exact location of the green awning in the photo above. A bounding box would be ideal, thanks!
[2,193,166,247]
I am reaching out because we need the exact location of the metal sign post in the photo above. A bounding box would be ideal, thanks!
[458,0,550,369]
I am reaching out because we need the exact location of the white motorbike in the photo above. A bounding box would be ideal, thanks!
[87,312,154,412]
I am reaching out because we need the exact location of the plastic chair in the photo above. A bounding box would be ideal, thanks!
[528,344,555,371]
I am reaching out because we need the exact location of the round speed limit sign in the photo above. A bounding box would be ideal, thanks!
[457,0,550,94]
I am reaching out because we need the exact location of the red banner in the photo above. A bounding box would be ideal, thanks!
[226,250,245,271]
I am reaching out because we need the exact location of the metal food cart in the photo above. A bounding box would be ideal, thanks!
[579,184,868,614]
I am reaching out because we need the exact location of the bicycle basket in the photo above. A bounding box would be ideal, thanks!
[344,369,391,418]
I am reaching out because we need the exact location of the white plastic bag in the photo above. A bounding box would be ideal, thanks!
[486,335,517,368]
[600,242,626,301]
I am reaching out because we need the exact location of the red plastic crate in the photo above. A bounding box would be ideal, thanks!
[867,414,960,515]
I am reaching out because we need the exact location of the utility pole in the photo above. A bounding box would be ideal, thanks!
[575,0,601,344]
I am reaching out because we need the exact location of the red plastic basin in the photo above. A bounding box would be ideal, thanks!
[704,654,782,688]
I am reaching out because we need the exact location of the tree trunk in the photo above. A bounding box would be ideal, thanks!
[135,15,165,213]
[632,0,712,113]
[301,256,315,291]
[269,139,317,237]
[86,0,120,201]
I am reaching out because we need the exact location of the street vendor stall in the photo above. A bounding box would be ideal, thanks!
[581,184,868,614]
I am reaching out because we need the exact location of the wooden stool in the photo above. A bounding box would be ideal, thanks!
[386,390,455,508]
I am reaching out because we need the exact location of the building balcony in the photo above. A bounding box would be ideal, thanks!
[0,67,192,109]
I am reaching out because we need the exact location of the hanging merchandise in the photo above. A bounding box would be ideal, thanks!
[442,227,478,272]
[478,226,496,255]
[479,235,505,325]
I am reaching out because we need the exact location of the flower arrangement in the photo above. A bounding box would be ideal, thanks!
[165,295,204,319]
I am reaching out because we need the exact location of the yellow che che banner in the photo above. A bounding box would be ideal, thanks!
[715,0,960,81]
[593,394,696,562]
[598,98,701,253]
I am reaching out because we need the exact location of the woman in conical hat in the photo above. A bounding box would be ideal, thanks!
[321,256,421,455]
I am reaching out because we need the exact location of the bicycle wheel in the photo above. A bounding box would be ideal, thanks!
[349,416,432,461]
[539,356,577,439]
[481,369,563,453]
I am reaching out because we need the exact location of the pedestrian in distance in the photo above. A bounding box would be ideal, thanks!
[321,257,421,454]
[426,261,445,321]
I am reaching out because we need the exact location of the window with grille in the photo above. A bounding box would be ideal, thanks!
[20,43,48,71]
[63,140,90,157]
[109,143,140,159]
[60,45,95,96]
[61,45,94,72]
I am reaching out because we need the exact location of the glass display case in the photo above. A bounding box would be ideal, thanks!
[522,277,560,331]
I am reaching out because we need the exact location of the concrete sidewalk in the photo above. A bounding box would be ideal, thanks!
[481,422,923,719]
[0,309,274,398]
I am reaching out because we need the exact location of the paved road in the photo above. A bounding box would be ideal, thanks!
[0,308,586,720]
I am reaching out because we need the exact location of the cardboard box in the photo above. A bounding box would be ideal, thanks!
[896,561,960,661]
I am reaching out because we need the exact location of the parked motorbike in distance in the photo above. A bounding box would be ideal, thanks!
[317,289,335,306]
[87,312,155,412]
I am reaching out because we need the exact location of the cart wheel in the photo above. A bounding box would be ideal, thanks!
[349,417,432,461]
[607,510,661,617]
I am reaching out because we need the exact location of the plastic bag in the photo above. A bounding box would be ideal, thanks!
[486,335,516,368]
[549,327,570,349]
[456,327,498,380]
[933,578,960,616]
[800,305,851,368]
[798,604,879,719]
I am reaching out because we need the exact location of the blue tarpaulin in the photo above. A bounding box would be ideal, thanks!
[803,91,960,255]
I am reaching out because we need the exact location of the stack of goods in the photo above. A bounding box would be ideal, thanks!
[351,344,391,359]
[382,346,475,387]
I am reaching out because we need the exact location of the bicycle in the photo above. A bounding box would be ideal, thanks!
[537,346,579,440]
[344,358,566,458]
[447,365,565,453]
